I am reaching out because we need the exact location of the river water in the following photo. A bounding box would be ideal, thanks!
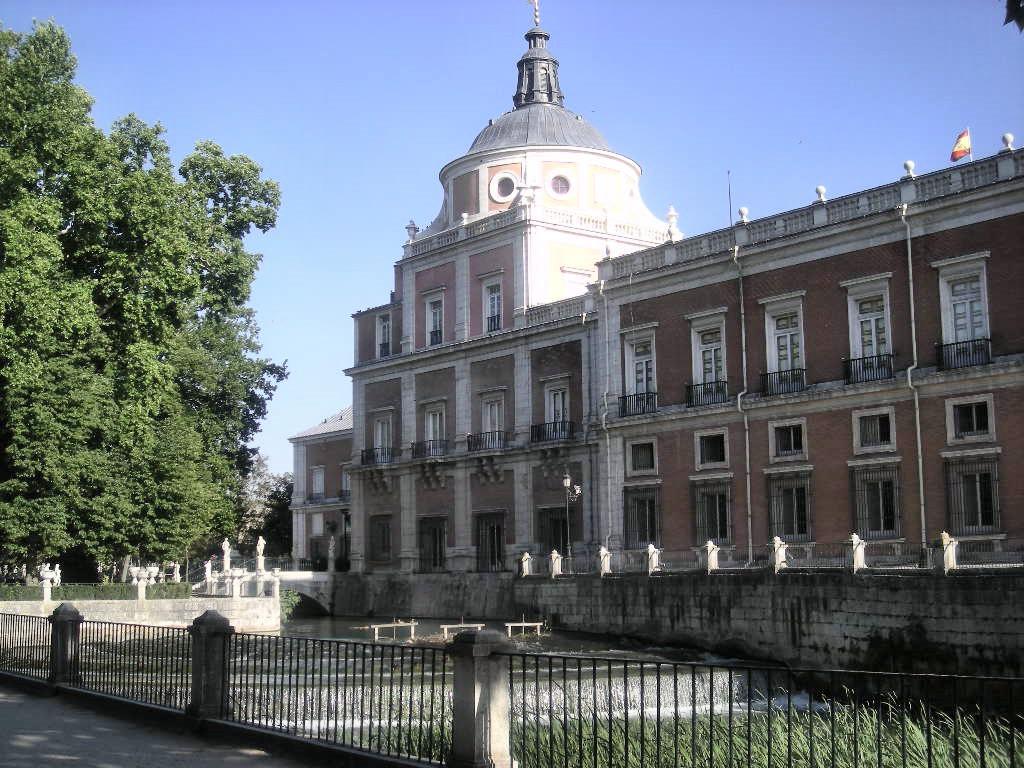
[282,615,729,664]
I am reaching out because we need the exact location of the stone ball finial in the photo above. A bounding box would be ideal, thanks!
[815,185,827,203]
[1003,133,1015,151]
[903,160,916,178]
[738,206,749,223]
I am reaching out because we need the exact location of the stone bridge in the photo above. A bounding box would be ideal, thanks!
[275,571,333,614]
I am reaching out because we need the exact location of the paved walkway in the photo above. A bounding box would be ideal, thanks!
[0,688,306,768]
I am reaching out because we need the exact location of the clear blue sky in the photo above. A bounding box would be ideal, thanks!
[5,1,1023,473]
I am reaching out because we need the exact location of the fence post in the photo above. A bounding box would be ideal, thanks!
[48,603,84,686]
[187,610,235,720]
[447,630,513,768]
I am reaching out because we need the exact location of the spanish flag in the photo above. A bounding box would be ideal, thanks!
[950,128,972,162]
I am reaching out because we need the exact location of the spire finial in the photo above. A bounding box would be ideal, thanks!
[531,0,540,27]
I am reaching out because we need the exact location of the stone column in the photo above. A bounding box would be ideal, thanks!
[399,471,417,573]
[450,464,472,572]
[187,611,235,720]
[48,603,84,686]
[447,630,513,768]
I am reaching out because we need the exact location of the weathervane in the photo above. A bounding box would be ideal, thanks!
[528,0,540,27]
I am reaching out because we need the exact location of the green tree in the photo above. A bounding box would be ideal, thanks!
[0,22,285,576]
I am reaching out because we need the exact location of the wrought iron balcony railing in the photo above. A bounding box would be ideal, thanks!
[937,338,991,371]
[686,380,729,407]
[361,446,397,466]
[378,341,390,358]
[618,392,658,417]
[429,328,443,346]
[486,314,501,332]
[760,368,807,396]
[530,421,577,443]
[843,354,894,384]
[411,439,449,459]
[467,431,513,452]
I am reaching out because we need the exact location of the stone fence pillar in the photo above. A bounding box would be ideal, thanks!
[940,531,958,574]
[769,536,788,574]
[187,610,235,720]
[849,533,866,573]
[703,540,720,573]
[48,603,84,686]
[447,630,513,768]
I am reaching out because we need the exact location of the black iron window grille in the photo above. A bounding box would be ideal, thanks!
[429,328,443,346]
[623,486,661,549]
[953,400,990,439]
[693,479,732,544]
[858,412,893,449]
[851,464,901,539]
[699,433,727,465]
[418,517,447,572]
[630,441,655,473]
[487,314,501,332]
[773,423,804,458]
[844,354,894,384]
[769,472,813,541]
[378,341,390,358]
[475,512,505,572]
[937,338,991,370]
[369,516,392,561]
[945,457,1000,535]
[536,506,578,556]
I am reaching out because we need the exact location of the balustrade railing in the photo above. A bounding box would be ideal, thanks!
[843,353,894,384]
[937,338,991,370]
[467,431,513,452]
[411,439,449,459]
[760,368,806,396]
[378,341,391,358]
[530,421,577,443]
[429,329,443,346]
[618,392,658,417]
[686,380,729,407]
[487,314,501,332]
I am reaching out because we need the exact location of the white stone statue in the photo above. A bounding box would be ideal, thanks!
[128,565,141,585]
[848,533,865,573]
[769,536,788,574]
[703,540,720,573]
[598,546,611,577]
[549,549,562,578]
[646,543,661,575]
[171,562,181,583]
[520,551,532,577]
[52,564,62,587]
[256,536,266,557]
[327,535,337,573]
[221,539,232,573]
[203,558,213,583]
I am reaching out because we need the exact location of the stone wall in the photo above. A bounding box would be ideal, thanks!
[0,597,279,632]
[333,569,1023,676]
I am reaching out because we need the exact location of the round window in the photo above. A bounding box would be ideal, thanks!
[550,175,571,195]
[497,176,516,198]
[489,172,520,203]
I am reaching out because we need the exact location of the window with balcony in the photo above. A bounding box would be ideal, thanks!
[533,382,574,442]
[339,468,351,501]
[852,464,901,539]
[853,406,896,454]
[370,516,392,561]
[427,297,444,345]
[377,313,391,358]
[687,313,728,406]
[414,404,447,458]
[623,486,661,549]
[484,281,502,332]
[945,394,995,444]
[843,276,894,384]
[470,395,509,451]
[627,440,657,475]
[769,473,812,541]
[935,254,990,369]
[693,480,731,544]
[761,295,806,394]
[546,385,569,423]
[621,335,657,415]
[364,414,394,465]
[769,419,807,462]
[945,456,1000,535]
[695,430,728,469]
[310,466,325,501]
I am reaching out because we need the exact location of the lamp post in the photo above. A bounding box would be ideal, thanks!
[562,470,582,572]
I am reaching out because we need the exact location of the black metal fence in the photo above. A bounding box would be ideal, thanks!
[468,430,514,452]
[223,633,452,764]
[761,369,807,396]
[619,392,658,417]
[361,446,398,465]
[532,421,577,443]
[0,612,50,680]
[937,338,991,370]
[687,380,729,407]
[503,652,1024,768]
[844,354,894,384]
[411,439,449,459]
[72,620,192,710]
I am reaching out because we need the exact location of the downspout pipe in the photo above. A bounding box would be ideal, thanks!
[901,203,927,549]
[732,245,754,563]
[600,280,612,548]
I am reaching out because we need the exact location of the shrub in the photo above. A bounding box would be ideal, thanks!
[0,582,193,601]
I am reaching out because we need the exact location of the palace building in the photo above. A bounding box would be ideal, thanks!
[290,19,1024,574]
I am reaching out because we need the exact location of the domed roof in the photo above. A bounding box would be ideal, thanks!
[468,103,609,154]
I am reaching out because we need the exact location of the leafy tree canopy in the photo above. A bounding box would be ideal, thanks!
[0,22,286,574]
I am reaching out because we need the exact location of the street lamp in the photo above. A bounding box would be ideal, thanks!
[562,470,582,570]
